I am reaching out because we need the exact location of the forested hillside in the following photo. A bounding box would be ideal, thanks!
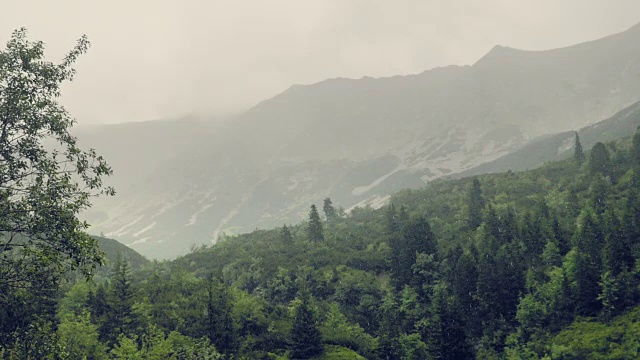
[5,124,640,358]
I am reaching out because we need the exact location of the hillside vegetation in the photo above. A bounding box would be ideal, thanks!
[5,125,640,359]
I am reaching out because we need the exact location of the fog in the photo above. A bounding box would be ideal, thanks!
[1,0,639,124]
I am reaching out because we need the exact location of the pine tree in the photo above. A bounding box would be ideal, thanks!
[386,204,403,289]
[377,291,402,360]
[87,282,111,343]
[597,271,619,319]
[426,283,473,360]
[632,127,640,166]
[307,204,324,242]
[467,178,485,230]
[322,197,336,221]
[520,211,545,265]
[621,191,639,270]
[206,275,235,355]
[588,175,608,216]
[573,209,605,269]
[552,215,570,255]
[106,257,135,344]
[572,210,605,315]
[391,216,436,288]
[281,224,293,244]
[588,142,610,176]
[290,291,323,359]
[602,210,628,276]
[404,215,437,257]
[384,204,400,235]
[574,132,585,165]
[450,249,479,336]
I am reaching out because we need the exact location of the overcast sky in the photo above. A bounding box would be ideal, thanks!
[1,1,639,124]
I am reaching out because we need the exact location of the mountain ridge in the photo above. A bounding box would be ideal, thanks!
[81,21,640,258]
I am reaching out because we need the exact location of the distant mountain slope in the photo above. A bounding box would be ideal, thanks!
[82,22,640,258]
[95,236,148,271]
[457,101,640,177]
[74,116,221,194]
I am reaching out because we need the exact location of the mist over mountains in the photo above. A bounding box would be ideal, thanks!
[81,22,640,259]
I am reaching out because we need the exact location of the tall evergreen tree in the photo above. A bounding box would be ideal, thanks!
[632,127,640,166]
[467,178,485,230]
[588,142,610,176]
[87,282,111,343]
[106,257,136,344]
[450,249,479,336]
[588,175,608,216]
[384,204,400,235]
[552,215,570,256]
[621,190,640,264]
[574,132,585,165]
[520,211,545,265]
[391,215,437,287]
[290,291,323,359]
[281,224,294,244]
[377,292,402,360]
[307,204,324,242]
[386,204,403,289]
[206,275,236,355]
[322,197,336,221]
[602,210,631,276]
[571,209,605,315]
[426,283,473,360]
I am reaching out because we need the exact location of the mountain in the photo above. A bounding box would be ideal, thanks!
[456,100,640,177]
[95,236,148,272]
[81,22,640,258]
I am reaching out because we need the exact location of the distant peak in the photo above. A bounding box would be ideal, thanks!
[472,44,523,67]
[626,20,640,32]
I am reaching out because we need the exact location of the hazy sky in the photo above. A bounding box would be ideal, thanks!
[1,1,639,124]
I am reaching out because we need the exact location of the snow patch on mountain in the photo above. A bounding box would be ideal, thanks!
[352,166,404,196]
[186,203,214,226]
[130,237,151,246]
[347,194,391,212]
[133,222,156,237]
[107,215,144,237]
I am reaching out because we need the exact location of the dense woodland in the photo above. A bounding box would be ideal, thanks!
[3,126,640,359]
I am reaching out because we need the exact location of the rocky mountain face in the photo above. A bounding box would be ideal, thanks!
[81,22,640,259]
[455,101,640,178]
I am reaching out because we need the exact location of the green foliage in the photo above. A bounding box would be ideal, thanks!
[588,142,610,176]
[105,257,139,343]
[0,28,113,352]
[320,303,377,359]
[111,334,143,360]
[58,311,107,359]
[391,215,436,288]
[548,306,640,359]
[316,345,366,359]
[467,177,485,229]
[323,197,337,221]
[282,224,294,245]
[5,68,640,359]
[206,275,236,355]
[398,333,429,360]
[575,132,585,165]
[291,291,323,359]
[632,129,640,166]
[0,28,113,293]
[308,204,325,242]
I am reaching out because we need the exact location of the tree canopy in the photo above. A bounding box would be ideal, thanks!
[0,29,113,349]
